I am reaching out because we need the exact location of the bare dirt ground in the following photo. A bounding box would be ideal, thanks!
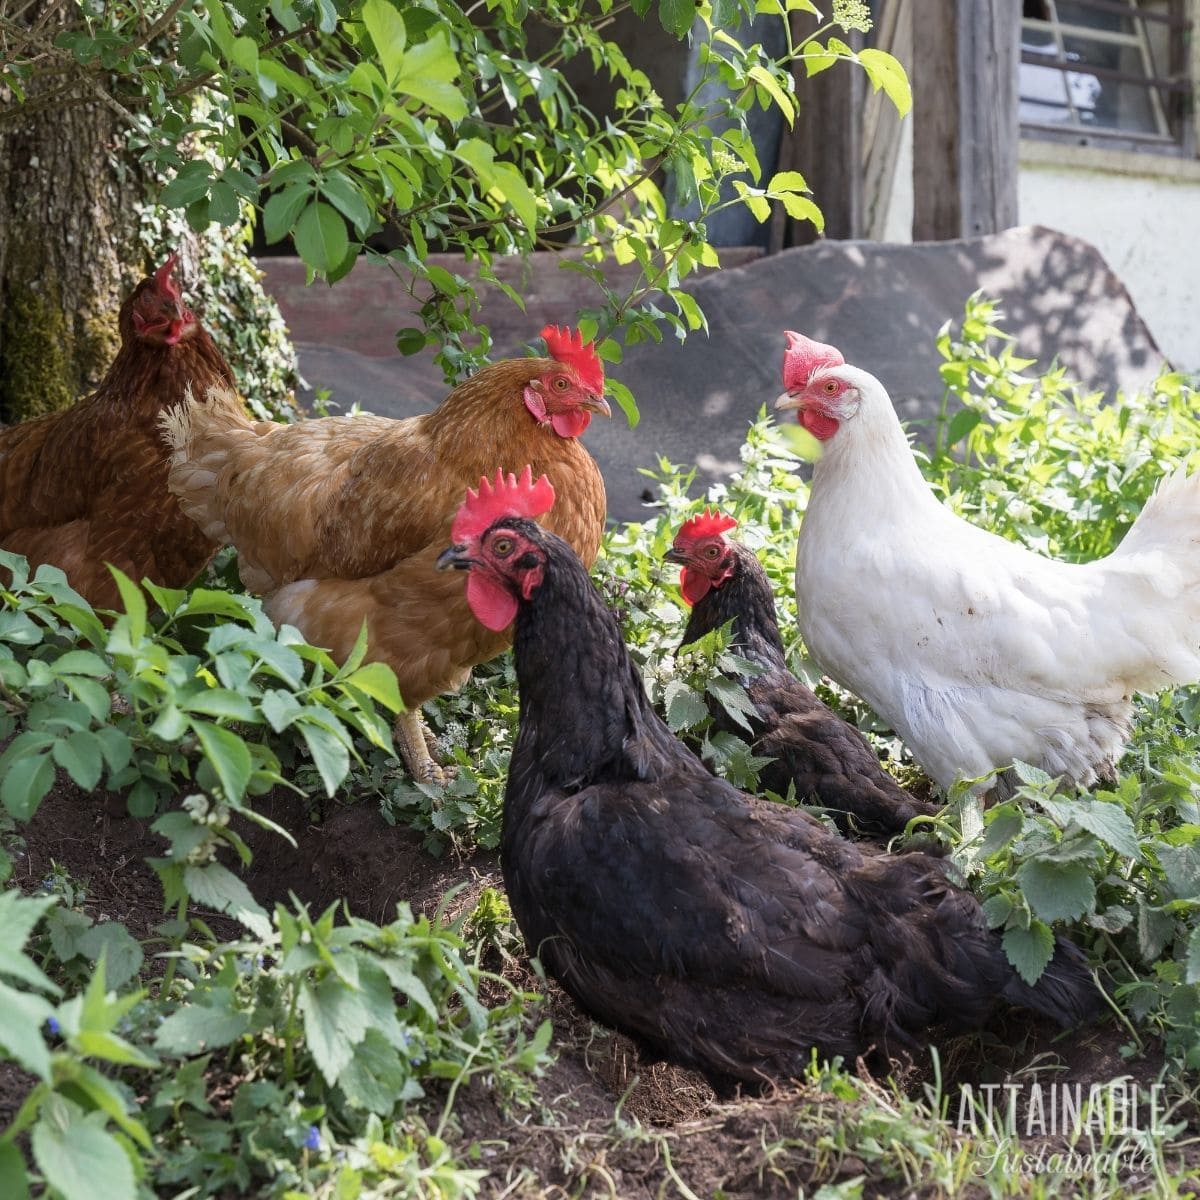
[5,781,1194,1198]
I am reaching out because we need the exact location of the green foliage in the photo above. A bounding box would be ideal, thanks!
[928,293,1200,562]
[2,0,909,393]
[0,555,400,826]
[0,889,548,1199]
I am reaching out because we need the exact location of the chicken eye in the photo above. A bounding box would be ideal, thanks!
[822,380,840,396]
[553,377,569,391]
[492,537,514,556]
[705,545,720,558]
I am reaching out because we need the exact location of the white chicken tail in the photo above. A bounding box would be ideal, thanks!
[1103,466,1200,691]
[1114,467,1200,563]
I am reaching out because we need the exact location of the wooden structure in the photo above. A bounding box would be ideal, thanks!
[774,0,1021,246]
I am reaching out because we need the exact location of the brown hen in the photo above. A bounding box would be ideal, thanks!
[162,326,609,782]
[0,256,240,608]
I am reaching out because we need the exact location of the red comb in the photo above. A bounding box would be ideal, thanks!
[782,330,844,389]
[541,325,604,394]
[153,254,181,302]
[451,466,556,543]
[676,508,738,545]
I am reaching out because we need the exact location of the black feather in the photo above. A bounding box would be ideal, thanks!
[497,523,1102,1088]
[680,542,939,839]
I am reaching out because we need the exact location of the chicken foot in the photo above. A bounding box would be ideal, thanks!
[393,708,450,785]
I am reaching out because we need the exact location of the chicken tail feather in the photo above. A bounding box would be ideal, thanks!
[1000,936,1104,1028]
[1116,466,1200,561]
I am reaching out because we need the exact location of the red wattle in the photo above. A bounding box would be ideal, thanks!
[679,567,712,607]
[800,408,840,441]
[550,409,591,438]
[466,573,518,631]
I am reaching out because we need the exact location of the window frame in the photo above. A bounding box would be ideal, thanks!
[1018,0,1194,157]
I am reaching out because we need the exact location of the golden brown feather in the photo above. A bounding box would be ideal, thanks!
[164,348,608,781]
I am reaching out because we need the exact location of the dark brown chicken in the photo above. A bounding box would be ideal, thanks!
[668,510,938,838]
[0,256,238,608]
[436,473,1101,1089]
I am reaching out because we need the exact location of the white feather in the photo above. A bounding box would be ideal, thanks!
[793,365,1200,791]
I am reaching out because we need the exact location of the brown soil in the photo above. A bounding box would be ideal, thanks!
[5,781,1194,1198]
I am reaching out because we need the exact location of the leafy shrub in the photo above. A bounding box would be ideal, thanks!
[0,888,549,1199]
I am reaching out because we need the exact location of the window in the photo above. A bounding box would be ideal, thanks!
[1019,0,1192,153]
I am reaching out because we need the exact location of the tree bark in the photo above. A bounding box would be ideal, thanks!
[0,6,145,422]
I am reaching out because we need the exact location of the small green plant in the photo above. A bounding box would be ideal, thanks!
[0,554,402,832]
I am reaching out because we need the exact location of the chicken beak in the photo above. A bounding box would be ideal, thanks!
[663,547,688,565]
[581,393,612,418]
[774,389,803,413]
[436,544,473,571]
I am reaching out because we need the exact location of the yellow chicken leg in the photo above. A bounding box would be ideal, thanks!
[393,709,448,785]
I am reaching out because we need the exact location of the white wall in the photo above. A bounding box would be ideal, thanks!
[1018,142,1200,374]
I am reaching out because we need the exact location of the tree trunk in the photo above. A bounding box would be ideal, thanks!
[0,7,146,423]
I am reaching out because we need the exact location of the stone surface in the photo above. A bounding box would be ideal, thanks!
[260,226,1164,522]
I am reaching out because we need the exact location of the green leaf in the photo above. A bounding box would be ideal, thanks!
[31,1096,136,1200]
[945,407,983,447]
[67,1063,152,1151]
[980,803,1023,856]
[77,923,144,991]
[155,993,251,1054]
[362,0,406,81]
[395,327,427,355]
[1157,842,1200,899]
[664,680,708,732]
[184,863,272,938]
[800,42,839,77]
[1187,927,1200,985]
[262,183,313,244]
[394,31,466,120]
[299,973,372,1084]
[108,570,146,642]
[344,662,404,712]
[1002,920,1055,986]
[52,731,104,790]
[338,1028,415,1114]
[51,650,110,678]
[0,980,53,1079]
[230,34,258,74]
[488,162,538,233]
[1016,859,1096,923]
[299,719,351,797]
[767,170,808,193]
[1,752,54,820]
[180,688,259,722]
[606,379,640,429]
[980,893,1012,928]
[748,65,795,125]
[191,720,252,802]
[320,173,373,236]
[658,0,694,38]
[857,47,913,117]
[0,1144,29,1200]
[1068,798,1141,861]
[294,201,350,274]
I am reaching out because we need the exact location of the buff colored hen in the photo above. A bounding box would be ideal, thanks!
[162,326,608,782]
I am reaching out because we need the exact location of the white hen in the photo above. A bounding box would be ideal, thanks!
[776,332,1200,793]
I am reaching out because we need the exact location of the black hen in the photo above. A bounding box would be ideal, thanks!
[437,472,1102,1089]
[668,511,939,839]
